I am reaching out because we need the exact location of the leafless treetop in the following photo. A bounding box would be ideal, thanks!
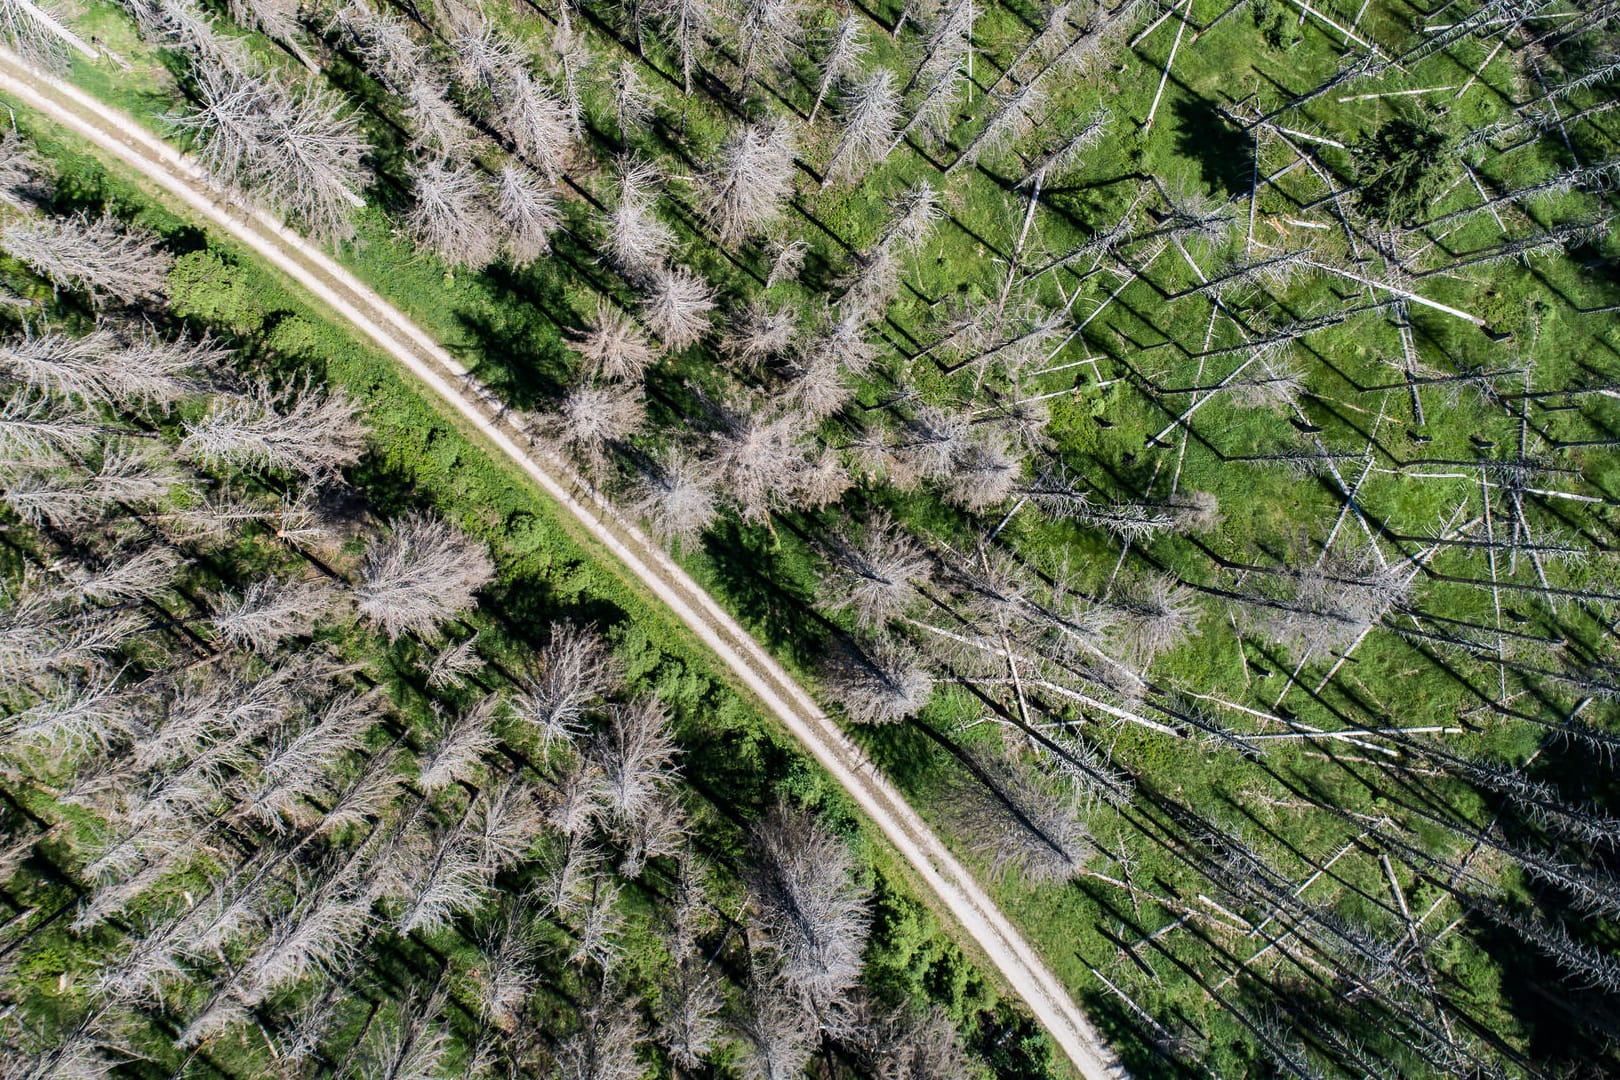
[405,158,499,270]
[1,212,173,305]
[355,512,495,641]
[174,52,371,243]
[821,512,931,630]
[748,802,870,1011]
[574,298,657,383]
[181,378,367,482]
[641,265,716,351]
[822,637,933,724]
[632,446,719,547]
[702,120,798,245]
[513,623,623,751]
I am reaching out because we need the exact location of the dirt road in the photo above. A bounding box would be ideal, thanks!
[0,48,1121,1080]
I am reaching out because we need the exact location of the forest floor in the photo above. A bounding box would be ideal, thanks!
[0,43,1122,1080]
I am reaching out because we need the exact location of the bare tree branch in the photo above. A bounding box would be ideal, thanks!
[355,512,495,641]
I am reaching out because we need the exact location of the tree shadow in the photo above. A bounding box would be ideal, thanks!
[699,517,827,668]
[1172,95,1254,198]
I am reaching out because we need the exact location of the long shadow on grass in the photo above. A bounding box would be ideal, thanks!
[698,517,830,669]
[453,300,572,410]
[1172,96,1255,199]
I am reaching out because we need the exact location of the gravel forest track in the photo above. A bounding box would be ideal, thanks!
[0,47,1121,1080]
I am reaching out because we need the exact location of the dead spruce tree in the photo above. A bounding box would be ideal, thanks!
[475,904,538,1032]
[211,576,341,654]
[938,432,1019,512]
[0,324,210,409]
[558,381,645,476]
[240,690,378,830]
[823,69,903,186]
[986,1,1075,93]
[820,512,931,630]
[1,212,173,305]
[610,59,656,144]
[706,400,828,523]
[1015,106,1109,190]
[554,995,646,1080]
[947,79,1045,176]
[154,482,319,548]
[783,354,853,421]
[495,164,562,267]
[734,0,807,96]
[180,379,366,482]
[733,976,817,1080]
[452,13,520,89]
[355,512,495,641]
[837,246,903,323]
[806,308,879,378]
[766,237,808,287]
[1111,574,1199,668]
[455,20,576,181]
[547,5,591,138]
[578,879,638,956]
[512,623,622,750]
[397,817,491,934]
[64,544,181,606]
[402,78,474,160]
[702,120,797,245]
[227,0,302,52]
[236,885,372,1005]
[643,0,716,94]
[124,0,225,53]
[605,158,676,281]
[353,994,452,1080]
[327,0,423,90]
[1251,546,1413,654]
[632,446,719,546]
[891,0,974,152]
[748,802,871,1015]
[641,265,716,350]
[0,0,75,71]
[3,671,129,753]
[499,72,575,182]
[0,130,50,211]
[822,637,933,723]
[903,0,974,93]
[876,403,1021,511]
[416,696,500,793]
[721,300,796,370]
[809,16,867,123]
[1024,468,1181,541]
[588,694,680,829]
[875,182,944,257]
[574,298,657,383]
[951,747,1092,884]
[844,1002,972,1080]
[405,159,499,270]
[614,789,688,879]
[174,50,370,243]
[6,438,183,529]
[657,958,726,1069]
